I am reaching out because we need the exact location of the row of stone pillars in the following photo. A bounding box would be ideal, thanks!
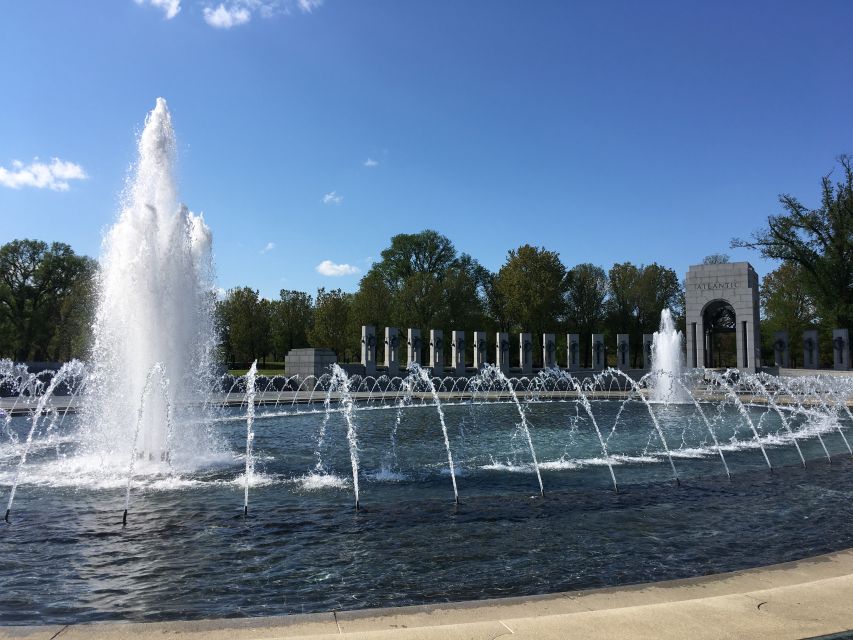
[360,326,657,377]
[773,329,851,370]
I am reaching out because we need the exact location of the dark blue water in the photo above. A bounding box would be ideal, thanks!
[1,400,851,625]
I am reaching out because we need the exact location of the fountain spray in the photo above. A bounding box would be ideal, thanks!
[244,361,257,516]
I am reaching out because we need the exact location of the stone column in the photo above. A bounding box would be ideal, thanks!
[451,330,466,376]
[567,333,580,371]
[496,332,510,374]
[473,331,488,369]
[642,334,654,370]
[542,333,556,369]
[361,325,377,377]
[519,332,533,375]
[429,329,444,372]
[833,329,850,371]
[616,334,630,370]
[407,328,421,369]
[803,329,819,369]
[384,327,400,377]
[773,331,790,368]
[591,333,605,369]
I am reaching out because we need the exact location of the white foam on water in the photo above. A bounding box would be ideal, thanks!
[230,472,277,488]
[294,471,350,491]
[366,468,409,482]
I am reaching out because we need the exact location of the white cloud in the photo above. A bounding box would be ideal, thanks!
[363,157,379,168]
[297,0,323,12]
[0,157,87,191]
[260,241,275,254]
[203,3,251,27]
[201,0,319,27]
[322,191,343,205]
[135,0,181,19]
[316,260,360,277]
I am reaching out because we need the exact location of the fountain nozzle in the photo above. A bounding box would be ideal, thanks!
[355,500,360,511]
[4,508,9,523]
[244,505,248,517]
[122,509,127,526]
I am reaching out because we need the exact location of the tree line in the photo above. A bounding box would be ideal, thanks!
[217,230,684,369]
[3,156,850,369]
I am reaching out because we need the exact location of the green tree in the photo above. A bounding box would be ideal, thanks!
[495,245,568,334]
[358,230,489,333]
[217,287,271,364]
[565,263,608,367]
[271,290,313,358]
[760,262,817,367]
[605,262,641,354]
[309,288,353,358]
[603,262,682,367]
[732,156,853,327]
[702,253,731,264]
[49,256,98,361]
[0,239,93,361]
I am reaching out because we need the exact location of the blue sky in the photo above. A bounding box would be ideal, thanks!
[2,1,852,298]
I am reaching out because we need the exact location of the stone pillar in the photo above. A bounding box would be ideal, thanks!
[407,328,421,369]
[773,331,790,368]
[473,331,488,369]
[803,329,819,369]
[429,329,444,372]
[833,329,850,371]
[542,333,556,369]
[642,334,654,370]
[519,332,533,375]
[451,330,466,376]
[616,334,630,370]
[567,333,580,371]
[384,327,400,377]
[591,333,605,369]
[361,325,377,377]
[496,332,510,374]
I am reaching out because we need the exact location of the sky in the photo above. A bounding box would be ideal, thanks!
[2,0,853,299]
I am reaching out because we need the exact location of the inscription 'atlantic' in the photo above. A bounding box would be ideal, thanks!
[695,281,739,290]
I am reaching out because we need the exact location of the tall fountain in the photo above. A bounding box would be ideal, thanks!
[82,98,219,470]
[650,308,689,404]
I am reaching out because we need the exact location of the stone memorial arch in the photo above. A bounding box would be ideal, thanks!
[685,262,761,373]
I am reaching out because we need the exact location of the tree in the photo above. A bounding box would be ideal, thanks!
[635,263,682,333]
[732,156,853,327]
[49,256,98,361]
[309,288,353,358]
[494,245,568,340]
[0,239,94,361]
[357,230,489,333]
[604,262,681,366]
[605,262,641,345]
[271,290,313,358]
[216,287,271,364]
[565,263,608,367]
[703,253,731,264]
[760,262,817,367]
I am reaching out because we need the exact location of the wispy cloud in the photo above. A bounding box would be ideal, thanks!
[316,260,360,277]
[134,0,181,19]
[363,158,379,168]
[201,0,321,28]
[0,158,87,192]
[297,0,323,12]
[260,241,276,254]
[322,191,343,205]
[204,3,251,27]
